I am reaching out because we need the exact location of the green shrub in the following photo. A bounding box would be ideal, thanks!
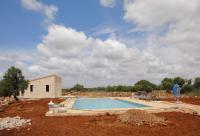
[133,80,157,93]
[161,78,174,91]
[194,77,200,89]
[71,83,84,91]
[174,77,185,87]
[181,84,193,94]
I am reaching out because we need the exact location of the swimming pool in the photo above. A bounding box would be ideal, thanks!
[72,98,149,110]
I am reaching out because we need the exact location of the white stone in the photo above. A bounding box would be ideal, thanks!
[0,116,31,130]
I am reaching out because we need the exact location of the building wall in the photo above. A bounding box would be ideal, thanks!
[22,75,62,98]
[54,76,62,97]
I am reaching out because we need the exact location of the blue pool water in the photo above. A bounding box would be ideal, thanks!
[72,98,149,110]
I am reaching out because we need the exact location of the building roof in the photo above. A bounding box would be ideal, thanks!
[29,75,60,82]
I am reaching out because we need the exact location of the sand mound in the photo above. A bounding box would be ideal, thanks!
[118,110,167,126]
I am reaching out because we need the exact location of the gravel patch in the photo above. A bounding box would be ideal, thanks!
[0,116,31,130]
[118,110,167,127]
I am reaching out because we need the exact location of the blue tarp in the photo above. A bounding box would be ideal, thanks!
[173,84,177,96]
[173,84,181,97]
[177,84,180,97]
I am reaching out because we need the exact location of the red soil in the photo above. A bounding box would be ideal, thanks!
[0,98,200,136]
[162,97,200,105]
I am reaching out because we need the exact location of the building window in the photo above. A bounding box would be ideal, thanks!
[46,85,49,92]
[30,85,33,92]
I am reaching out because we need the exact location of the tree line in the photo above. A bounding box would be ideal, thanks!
[0,67,200,98]
[65,77,200,95]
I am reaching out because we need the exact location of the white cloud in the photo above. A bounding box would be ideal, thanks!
[91,27,118,37]
[0,52,31,69]
[21,0,58,23]
[37,25,91,58]
[123,0,200,30]
[0,51,37,80]
[27,24,152,87]
[3,21,199,87]
[122,0,200,79]
[100,0,116,8]
[30,24,194,87]
[2,0,199,87]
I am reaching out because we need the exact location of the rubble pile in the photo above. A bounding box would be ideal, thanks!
[0,97,15,112]
[118,110,167,126]
[0,97,15,106]
[0,116,31,130]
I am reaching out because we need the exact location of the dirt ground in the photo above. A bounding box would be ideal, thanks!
[0,98,200,136]
[161,97,200,105]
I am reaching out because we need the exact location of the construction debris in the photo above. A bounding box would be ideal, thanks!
[0,116,31,130]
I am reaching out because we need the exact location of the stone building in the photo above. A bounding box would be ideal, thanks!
[21,75,62,98]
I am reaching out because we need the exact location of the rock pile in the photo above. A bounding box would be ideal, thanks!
[0,97,16,112]
[118,110,167,126]
[0,97,15,106]
[0,116,31,130]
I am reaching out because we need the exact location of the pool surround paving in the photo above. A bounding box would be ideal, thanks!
[45,97,200,116]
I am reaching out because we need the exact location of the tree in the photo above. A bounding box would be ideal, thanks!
[106,85,115,92]
[194,77,200,89]
[0,67,29,100]
[116,85,123,92]
[174,77,185,87]
[71,83,84,91]
[0,80,12,96]
[161,78,174,91]
[187,79,192,85]
[180,79,193,94]
[181,84,193,94]
[133,80,157,93]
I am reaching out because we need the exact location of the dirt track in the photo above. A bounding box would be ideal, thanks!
[0,98,200,136]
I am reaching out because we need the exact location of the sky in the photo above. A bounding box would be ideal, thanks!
[0,0,200,87]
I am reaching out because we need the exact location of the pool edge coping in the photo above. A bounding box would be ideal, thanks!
[46,97,186,116]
